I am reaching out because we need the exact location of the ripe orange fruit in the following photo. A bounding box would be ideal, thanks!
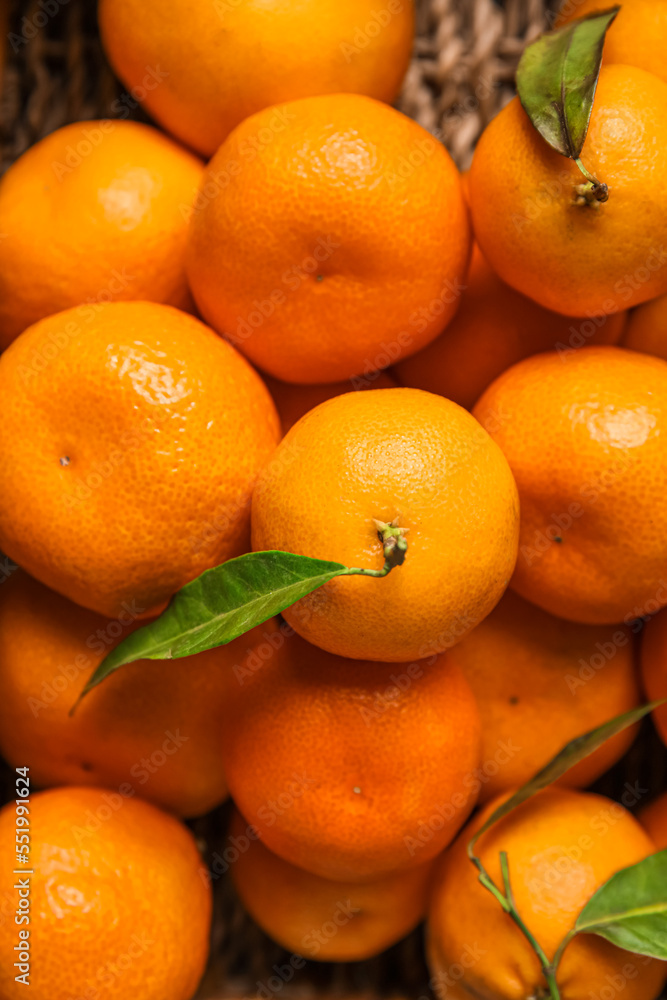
[252,388,519,662]
[228,807,433,961]
[474,346,667,625]
[623,291,667,361]
[0,120,203,349]
[186,94,471,384]
[557,0,667,85]
[0,570,233,817]
[448,589,640,802]
[639,606,667,749]
[395,244,626,410]
[0,301,280,618]
[639,793,667,850]
[0,786,211,1000]
[99,0,415,158]
[220,618,481,882]
[264,370,397,435]
[428,787,666,1000]
[469,65,667,316]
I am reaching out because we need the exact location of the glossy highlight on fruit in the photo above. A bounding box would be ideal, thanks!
[0,120,203,348]
[0,301,280,617]
[187,94,471,383]
[0,570,234,817]
[474,346,667,624]
[252,387,519,662]
[428,787,666,1000]
[99,0,415,157]
[221,618,482,882]
[0,786,212,1000]
[469,66,667,317]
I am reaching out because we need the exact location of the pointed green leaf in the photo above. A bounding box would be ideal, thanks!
[77,550,350,700]
[574,850,667,959]
[516,7,620,158]
[468,702,661,859]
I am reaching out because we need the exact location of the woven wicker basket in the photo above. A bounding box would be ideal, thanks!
[1,1,666,997]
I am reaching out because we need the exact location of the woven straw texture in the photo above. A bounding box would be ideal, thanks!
[1,0,666,997]
[0,0,565,173]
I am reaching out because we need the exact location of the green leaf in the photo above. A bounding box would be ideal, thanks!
[516,6,620,159]
[574,850,667,959]
[76,550,350,700]
[467,702,661,860]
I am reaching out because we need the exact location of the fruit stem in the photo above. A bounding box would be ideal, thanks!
[343,519,408,578]
[551,929,577,976]
[473,852,562,1000]
[574,158,608,204]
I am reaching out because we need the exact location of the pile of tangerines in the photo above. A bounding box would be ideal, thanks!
[1,1,667,998]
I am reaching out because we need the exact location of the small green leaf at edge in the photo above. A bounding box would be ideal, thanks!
[574,850,667,959]
[516,6,620,159]
[467,702,664,860]
[76,550,350,703]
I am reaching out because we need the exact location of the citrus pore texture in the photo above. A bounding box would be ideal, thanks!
[474,346,667,625]
[99,0,415,157]
[448,588,640,802]
[469,65,667,316]
[0,787,211,1000]
[0,570,234,818]
[0,120,203,348]
[228,807,433,961]
[263,369,397,435]
[0,301,280,617]
[395,244,626,410]
[251,387,519,662]
[220,618,481,882]
[186,93,471,383]
[427,788,665,1000]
